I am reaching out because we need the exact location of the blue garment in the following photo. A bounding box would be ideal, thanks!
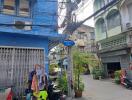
[25,89,31,100]
[36,68,44,90]
[26,93,31,100]
[28,70,35,81]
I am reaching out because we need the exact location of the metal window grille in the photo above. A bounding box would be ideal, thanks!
[0,47,44,96]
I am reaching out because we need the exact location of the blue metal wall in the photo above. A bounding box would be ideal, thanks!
[33,0,58,34]
[0,0,59,74]
[0,0,58,36]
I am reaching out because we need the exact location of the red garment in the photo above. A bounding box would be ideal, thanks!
[129,66,132,70]
[6,91,13,100]
[120,70,126,84]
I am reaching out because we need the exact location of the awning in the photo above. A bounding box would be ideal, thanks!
[48,33,67,51]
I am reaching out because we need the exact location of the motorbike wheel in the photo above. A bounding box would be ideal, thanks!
[125,85,129,89]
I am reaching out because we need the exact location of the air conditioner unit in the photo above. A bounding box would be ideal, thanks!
[126,22,132,29]
[14,21,32,30]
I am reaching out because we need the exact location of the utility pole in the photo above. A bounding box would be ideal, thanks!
[63,0,79,99]
[67,46,72,97]
[63,40,75,99]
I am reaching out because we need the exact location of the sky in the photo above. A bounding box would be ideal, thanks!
[75,0,94,27]
[58,0,94,33]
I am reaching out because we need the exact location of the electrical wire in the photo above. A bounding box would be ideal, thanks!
[59,0,91,29]
[63,0,120,33]
[0,0,120,31]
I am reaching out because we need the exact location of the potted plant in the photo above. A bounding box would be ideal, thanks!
[72,48,100,97]
[57,72,68,95]
[114,70,121,84]
[91,66,104,80]
[72,50,86,97]
[74,79,84,97]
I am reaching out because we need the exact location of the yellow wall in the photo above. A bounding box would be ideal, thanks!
[95,31,106,41]
[107,26,121,37]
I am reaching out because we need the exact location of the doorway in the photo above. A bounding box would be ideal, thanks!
[107,62,121,78]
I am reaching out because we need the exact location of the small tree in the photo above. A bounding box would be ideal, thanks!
[72,48,99,91]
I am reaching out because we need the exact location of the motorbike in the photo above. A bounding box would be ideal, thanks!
[48,81,66,100]
[121,76,132,89]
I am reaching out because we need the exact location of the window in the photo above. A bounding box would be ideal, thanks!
[19,0,30,16]
[3,0,15,14]
[96,19,106,33]
[78,32,85,39]
[0,0,31,17]
[90,32,95,40]
[107,10,120,30]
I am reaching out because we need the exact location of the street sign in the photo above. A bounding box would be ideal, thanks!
[63,40,75,47]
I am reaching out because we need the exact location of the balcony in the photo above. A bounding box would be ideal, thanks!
[98,32,127,53]
[98,29,132,53]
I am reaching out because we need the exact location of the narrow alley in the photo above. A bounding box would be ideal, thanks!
[73,75,132,100]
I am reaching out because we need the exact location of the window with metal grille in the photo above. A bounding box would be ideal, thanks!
[3,0,15,15]
[107,10,121,30]
[0,47,44,96]
[19,0,30,16]
[0,0,32,17]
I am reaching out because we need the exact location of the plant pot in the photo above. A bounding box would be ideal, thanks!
[114,79,120,84]
[75,90,82,98]
[93,75,99,80]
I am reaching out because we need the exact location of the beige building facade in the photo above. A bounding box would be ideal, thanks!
[94,0,132,78]
[72,24,96,53]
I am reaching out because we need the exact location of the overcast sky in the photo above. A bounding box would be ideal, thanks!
[76,0,94,27]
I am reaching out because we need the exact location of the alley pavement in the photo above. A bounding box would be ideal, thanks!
[72,75,132,100]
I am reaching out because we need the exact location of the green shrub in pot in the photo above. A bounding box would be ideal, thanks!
[114,70,121,84]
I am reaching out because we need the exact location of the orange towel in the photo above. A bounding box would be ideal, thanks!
[31,74,39,93]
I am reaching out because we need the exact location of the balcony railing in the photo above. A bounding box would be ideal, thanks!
[98,33,127,52]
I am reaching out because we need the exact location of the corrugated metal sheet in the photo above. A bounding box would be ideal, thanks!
[0,47,44,96]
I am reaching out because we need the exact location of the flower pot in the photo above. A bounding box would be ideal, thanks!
[75,90,82,98]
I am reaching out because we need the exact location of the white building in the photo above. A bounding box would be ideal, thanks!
[94,0,132,78]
